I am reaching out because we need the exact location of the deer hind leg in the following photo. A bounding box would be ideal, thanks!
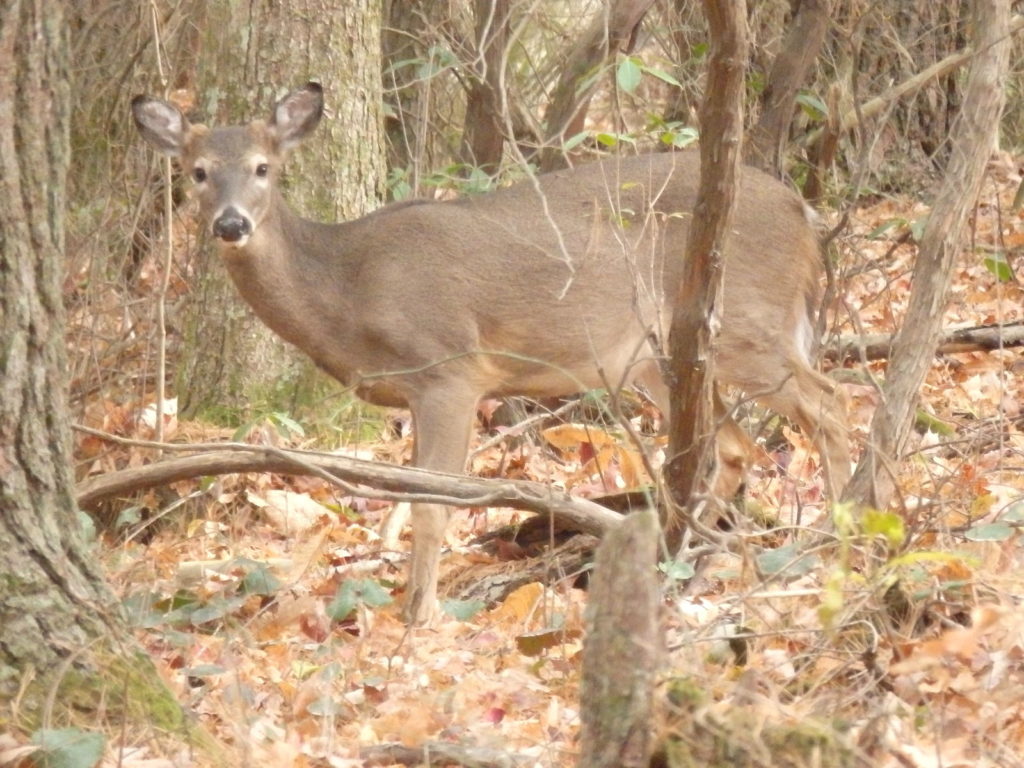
[757,363,851,499]
[402,385,478,625]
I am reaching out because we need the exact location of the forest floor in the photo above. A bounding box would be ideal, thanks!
[48,156,1024,767]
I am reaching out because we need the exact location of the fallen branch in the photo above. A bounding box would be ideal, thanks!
[360,741,532,767]
[827,321,1024,363]
[74,432,621,537]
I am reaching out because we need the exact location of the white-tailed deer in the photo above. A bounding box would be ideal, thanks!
[132,83,850,623]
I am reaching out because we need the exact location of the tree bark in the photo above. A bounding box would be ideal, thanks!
[175,0,387,422]
[577,508,661,768]
[0,1,196,744]
[461,0,512,171]
[577,4,747,764]
[539,0,654,171]
[843,0,1010,509]
[745,0,831,176]
[664,0,747,517]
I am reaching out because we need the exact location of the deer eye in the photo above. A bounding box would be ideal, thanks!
[192,167,207,183]
[255,163,269,177]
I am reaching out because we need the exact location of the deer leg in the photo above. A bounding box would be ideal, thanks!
[402,386,478,625]
[759,364,851,499]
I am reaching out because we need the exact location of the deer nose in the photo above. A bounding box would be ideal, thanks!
[212,207,252,242]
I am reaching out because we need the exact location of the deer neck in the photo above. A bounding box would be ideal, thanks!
[217,193,347,356]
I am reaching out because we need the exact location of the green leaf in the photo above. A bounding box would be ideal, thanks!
[885,550,974,570]
[595,132,635,148]
[122,592,165,629]
[616,56,643,94]
[442,598,486,621]
[865,218,904,240]
[1003,501,1024,522]
[862,509,906,547]
[271,411,305,438]
[660,126,699,148]
[983,251,1016,282]
[659,559,695,580]
[242,563,283,596]
[327,579,393,620]
[231,417,258,441]
[641,64,682,88]
[189,596,246,626]
[909,215,928,242]
[795,91,828,121]
[964,522,1015,542]
[31,728,105,768]
[915,409,955,436]
[746,71,766,95]
[756,543,818,578]
[114,507,141,532]
[561,131,590,152]
[77,510,97,542]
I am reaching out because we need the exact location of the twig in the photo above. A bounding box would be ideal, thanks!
[148,1,173,451]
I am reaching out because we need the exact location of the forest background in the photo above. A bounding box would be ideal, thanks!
[3,0,1024,766]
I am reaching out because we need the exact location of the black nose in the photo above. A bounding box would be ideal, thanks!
[212,208,252,242]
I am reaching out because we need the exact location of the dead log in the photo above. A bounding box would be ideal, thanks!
[827,321,1024,363]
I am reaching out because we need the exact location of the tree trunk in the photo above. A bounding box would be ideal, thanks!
[539,0,654,171]
[745,0,831,176]
[664,0,747,518]
[176,0,387,423]
[460,0,512,171]
[843,0,1010,509]
[577,509,661,768]
[0,0,194,743]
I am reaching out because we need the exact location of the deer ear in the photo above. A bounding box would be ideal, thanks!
[270,82,324,151]
[131,95,191,157]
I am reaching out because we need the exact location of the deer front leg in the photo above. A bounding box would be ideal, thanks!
[405,502,451,625]
[402,386,478,625]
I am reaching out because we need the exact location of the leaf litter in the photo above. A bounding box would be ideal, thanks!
[60,167,1024,766]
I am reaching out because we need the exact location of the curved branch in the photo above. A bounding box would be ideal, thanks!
[75,436,622,537]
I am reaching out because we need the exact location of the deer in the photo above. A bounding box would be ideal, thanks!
[131,82,851,624]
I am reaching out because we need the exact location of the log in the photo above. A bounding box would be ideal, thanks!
[826,321,1024,363]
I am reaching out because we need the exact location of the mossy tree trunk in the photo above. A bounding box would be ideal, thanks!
[0,0,193,742]
[175,0,387,424]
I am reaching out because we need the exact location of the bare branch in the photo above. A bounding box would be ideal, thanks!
[75,432,622,537]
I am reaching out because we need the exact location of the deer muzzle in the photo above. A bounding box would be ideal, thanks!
[212,207,252,244]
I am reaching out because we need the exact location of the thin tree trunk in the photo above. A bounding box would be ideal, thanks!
[843,0,1010,509]
[539,0,654,171]
[461,0,512,171]
[745,0,830,176]
[664,0,747,517]
[577,3,747,763]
